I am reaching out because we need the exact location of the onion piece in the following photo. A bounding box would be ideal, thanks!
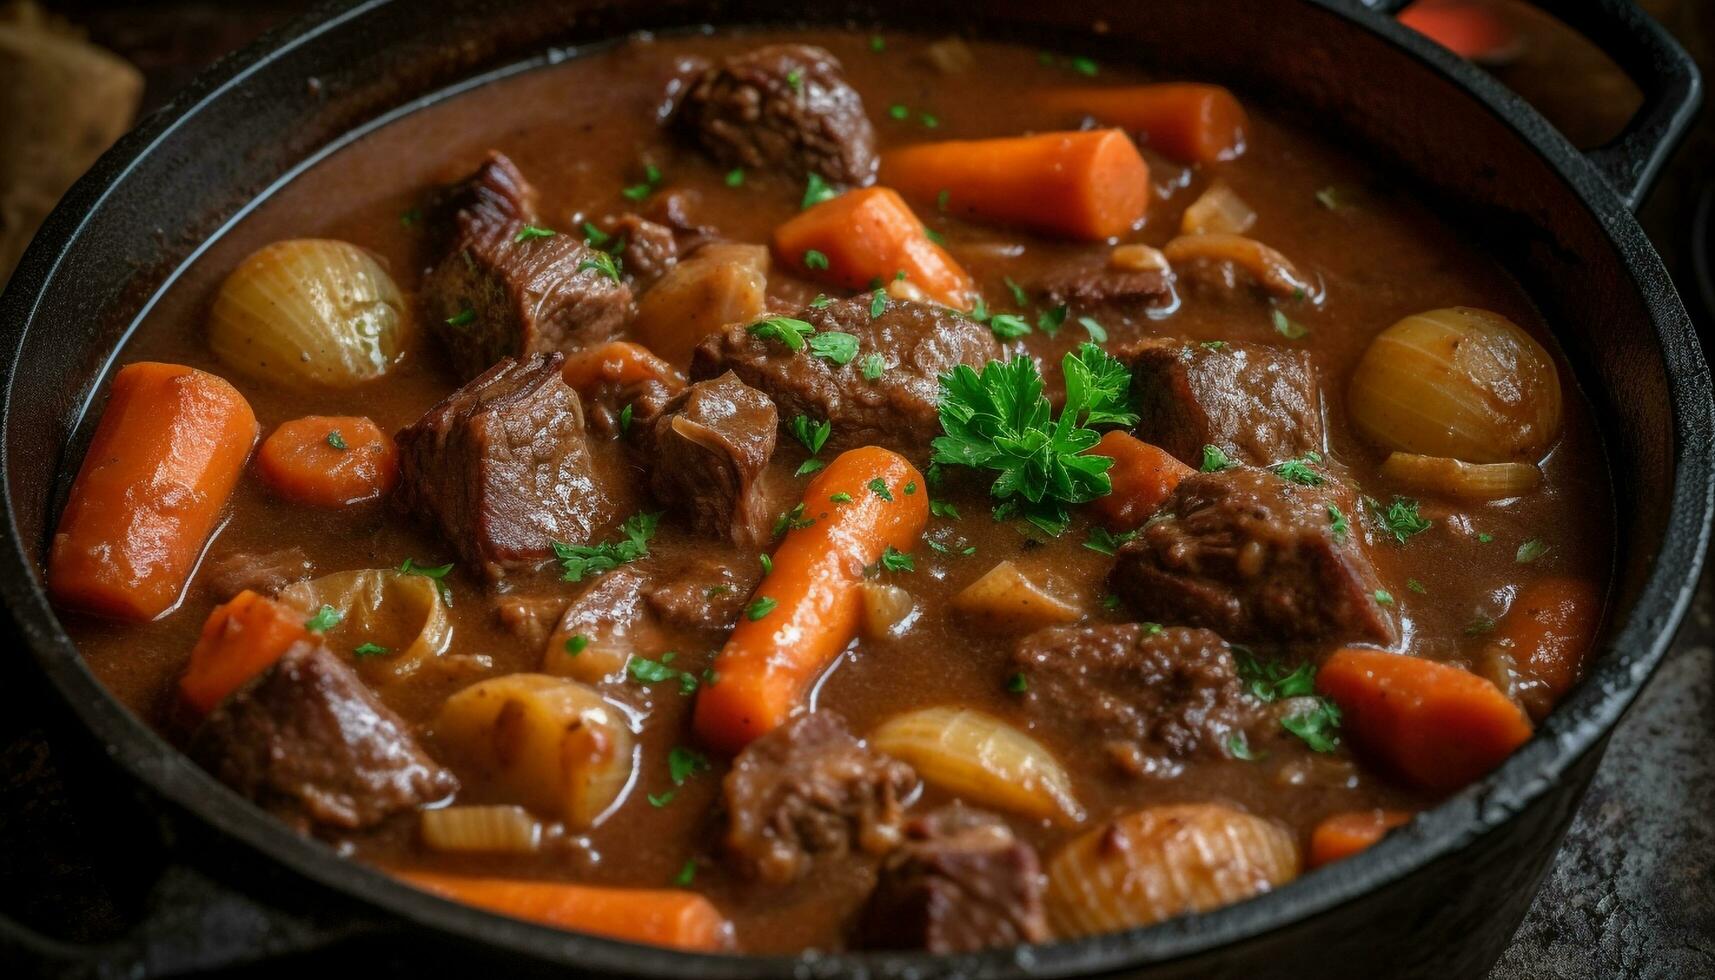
[1180,180,1257,236]
[951,560,1083,631]
[633,242,768,368]
[871,707,1083,825]
[1379,452,1541,500]
[1161,233,1310,299]
[209,239,409,388]
[1348,307,1562,463]
[421,805,543,855]
[279,568,450,683]
[1110,243,1171,273]
[1045,804,1299,936]
[921,37,977,74]
[433,674,635,830]
[860,581,915,638]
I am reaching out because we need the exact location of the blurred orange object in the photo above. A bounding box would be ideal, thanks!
[1399,1,1525,65]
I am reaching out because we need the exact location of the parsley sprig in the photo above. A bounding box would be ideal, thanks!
[1234,648,1342,753]
[552,512,661,582]
[932,343,1137,535]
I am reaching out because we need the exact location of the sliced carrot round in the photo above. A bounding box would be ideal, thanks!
[255,415,397,507]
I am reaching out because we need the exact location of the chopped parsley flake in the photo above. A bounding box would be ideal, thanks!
[1036,304,1069,337]
[1272,452,1324,486]
[725,168,745,187]
[759,553,773,575]
[879,546,915,573]
[399,558,454,606]
[794,459,826,477]
[1282,700,1342,753]
[304,605,341,633]
[930,499,961,519]
[565,634,589,656]
[1078,315,1108,343]
[803,248,830,270]
[789,415,832,455]
[1083,526,1138,556]
[552,512,660,582]
[674,859,697,886]
[669,745,710,785]
[746,596,779,621]
[1235,649,1317,701]
[1374,589,1395,605]
[1371,496,1432,543]
[1101,593,1121,611]
[399,208,422,228]
[1516,538,1549,563]
[1006,671,1029,693]
[621,163,663,201]
[889,103,909,120]
[445,307,476,328]
[1227,732,1256,761]
[353,642,389,658]
[987,313,1032,340]
[1271,307,1309,339]
[808,330,859,365]
[513,224,557,243]
[870,288,887,319]
[1328,503,1349,543]
[868,478,894,501]
[870,35,886,52]
[579,249,622,283]
[801,172,837,209]
[325,430,348,451]
[1004,277,1031,308]
[647,791,675,807]
[809,293,832,309]
[748,316,816,351]
[772,503,814,537]
[786,68,804,92]
[1478,532,1495,543]
[904,481,917,495]
[936,189,950,212]
[830,492,853,504]
[861,353,885,380]
[618,402,634,434]
[1465,614,1497,636]
[1407,578,1428,594]
[1201,445,1237,472]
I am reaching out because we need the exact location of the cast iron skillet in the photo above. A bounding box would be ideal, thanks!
[0,1,1707,977]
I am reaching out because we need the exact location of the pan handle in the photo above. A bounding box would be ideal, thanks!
[1361,0,1703,211]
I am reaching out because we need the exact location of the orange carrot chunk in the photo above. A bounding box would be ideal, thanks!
[1399,1,1523,62]
[879,129,1149,240]
[1317,648,1532,792]
[255,415,397,508]
[694,446,928,754]
[1308,809,1413,869]
[1492,577,1602,719]
[48,362,259,621]
[1088,430,1193,530]
[559,340,685,393]
[772,187,975,309]
[395,870,731,951]
[1035,84,1249,163]
[178,590,314,715]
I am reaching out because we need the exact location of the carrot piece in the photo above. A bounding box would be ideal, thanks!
[1492,577,1602,719]
[1088,431,1193,530]
[1307,809,1413,869]
[1035,84,1249,163]
[1317,648,1532,792]
[772,187,975,309]
[178,590,313,715]
[559,340,685,393]
[394,870,731,951]
[1399,1,1522,63]
[47,362,259,621]
[694,446,928,753]
[879,129,1148,240]
[254,415,397,508]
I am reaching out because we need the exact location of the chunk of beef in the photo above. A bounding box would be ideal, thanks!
[1111,466,1397,645]
[586,212,678,290]
[860,806,1048,952]
[421,152,631,379]
[1124,338,1324,467]
[190,642,456,831]
[647,372,777,546]
[691,295,1000,455]
[723,711,918,884]
[680,44,877,184]
[645,556,760,632]
[1014,623,1264,777]
[203,547,313,598]
[1035,255,1176,311]
[395,353,616,580]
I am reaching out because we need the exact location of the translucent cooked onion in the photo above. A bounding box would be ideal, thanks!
[1161,233,1310,299]
[871,707,1083,825]
[1110,243,1171,273]
[1180,181,1257,236]
[860,581,915,637]
[1349,307,1562,463]
[279,568,450,683]
[633,242,768,368]
[1379,451,1541,500]
[421,805,543,855]
[209,239,409,387]
[433,674,635,829]
[1045,804,1299,936]
[951,560,1083,632]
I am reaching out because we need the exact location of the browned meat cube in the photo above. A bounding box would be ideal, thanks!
[679,44,877,185]
[1014,623,1267,777]
[647,372,777,546]
[421,152,631,379]
[190,642,456,831]
[1034,254,1176,312]
[691,295,1000,456]
[1125,338,1324,466]
[1110,466,1398,646]
[394,353,617,580]
[644,556,760,633]
[860,806,1049,952]
[584,211,680,290]
[723,711,917,884]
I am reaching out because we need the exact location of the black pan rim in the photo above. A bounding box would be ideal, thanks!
[0,0,1708,975]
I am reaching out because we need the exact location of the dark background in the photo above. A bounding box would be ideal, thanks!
[1,2,1710,977]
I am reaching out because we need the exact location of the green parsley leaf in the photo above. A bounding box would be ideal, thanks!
[746,596,778,621]
[628,654,678,684]
[1235,648,1317,701]
[621,163,663,201]
[1078,315,1108,343]
[581,221,611,247]
[1272,452,1324,486]
[1004,277,1031,308]
[1372,496,1432,544]
[669,745,710,785]
[325,430,348,451]
[889,104,909,120]
[1143,622,1164,635]
[803,248,830,270]
[904,481,917,495]
[1516,538,1549,563]
[1316,186,1345,210]
[618,402,634,434]
[399,208,422,228]
[399,558,455,606]
[868,477,894,501]
[1407,578,1428,594]
[579,250,622,283]
[1282,700,1342,753]
[789,415,831,455]
[1478,532,1495,543]
[552,512,660,582]
[304,604,342,633]
[801,172,837,209]
[923,226,947,246]
[759,553,773,575]
[673,859,697,886]
[513,224,557,243]
[1374,588,1395,605]
[808,330,859,365]
[446,307,476,328]
[1271,307,1309,339]
[861,352,885,380]
[1069,55,1099,76]
[353,641,390,658]
[830,492,853,504]
[565,634,589,656]
[1465,614,1497,636]
[1006,671,1029,694]
[1201,445,1237,472]
[987,314,1032,339]
[920,112,940,128]
[932,345,1135,534]
[725,167,745,187]
[1101,593,1121,611]
[1200,340,1228,350]
[794,458,826,477]
[936,189,950,212]
[930,499,961,519]
[786,68,804,92]
[748,316,816,351]
[1328,503,1349,543]
[1036,304,1069,337]
[870,34,886,52]
[809,293,832,309]
[647,790,675,807]
[870,288,887,319]
[879,546,915,572]
[772,503,813,537]
[1227,731,1256,761]
[1083,526,1138,556]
